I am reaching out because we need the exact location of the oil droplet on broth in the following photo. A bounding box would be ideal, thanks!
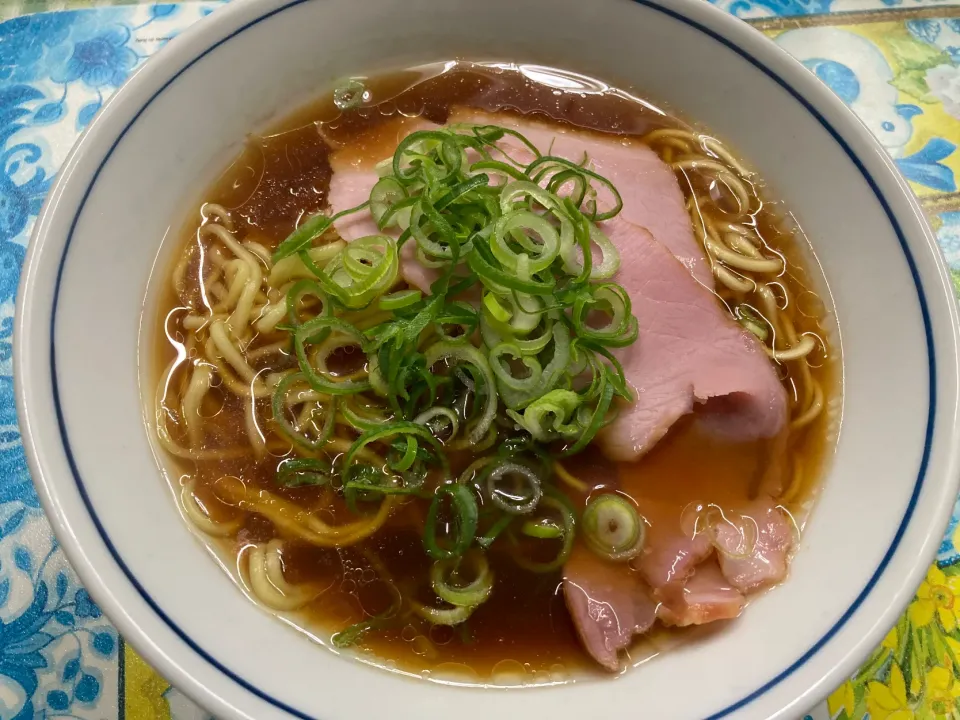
[411,634,439,659]
[431,662,480,684]
[490,659,528,687]
[532,669,552,684]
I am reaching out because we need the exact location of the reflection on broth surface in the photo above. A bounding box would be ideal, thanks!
[148,61,839,683]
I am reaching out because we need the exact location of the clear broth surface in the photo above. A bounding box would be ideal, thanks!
[151,62,839,683]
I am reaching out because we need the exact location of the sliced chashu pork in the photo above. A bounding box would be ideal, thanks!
[714,499,797,593]
[329,110,787,459]
[447,112,788,458]
[656,559,745,627]
[447,108,712,288]
[633,497,714,590]
[566,496,795,669]
[563,546,744,668]
[562,543,659,671]
[327,117,442,292]
[599,221,787,460]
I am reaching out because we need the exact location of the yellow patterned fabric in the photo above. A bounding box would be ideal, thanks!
[123,645,172,720]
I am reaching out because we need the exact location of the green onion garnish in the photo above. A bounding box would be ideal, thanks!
[581,493,645,562]
[264,122,644,643]
[423,483,479,560]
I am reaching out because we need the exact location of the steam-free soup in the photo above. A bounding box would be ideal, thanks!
[148,62,838,683]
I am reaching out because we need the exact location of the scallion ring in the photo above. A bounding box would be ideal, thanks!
[486,461,542,515]
[513,494,576,573]
[423,483,479,560]
[410,599,476,626]
[271,372,336,449]
[413,406,460,444]
[276,458,334,488]
[582,493,645,562]
[430,552,494,607]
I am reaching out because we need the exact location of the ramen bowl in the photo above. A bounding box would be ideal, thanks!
[14,0,960,718]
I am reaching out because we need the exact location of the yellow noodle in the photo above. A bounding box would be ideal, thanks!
[554,462,589,493]
[202,202,235,231]
[201,223,262,332]
[209,321,258,384]
[245,541,319,611]
[181,480,243,536]
[216,477,396,548]
[181,363,213,448]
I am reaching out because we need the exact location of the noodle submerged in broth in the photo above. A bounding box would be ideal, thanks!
[149,62,838,682]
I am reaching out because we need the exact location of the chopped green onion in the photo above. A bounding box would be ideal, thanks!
[410,599,476,626]
[521,518,564,540]
[482,292,511,323]
[525,155,623,221]
[430,552,494,607]
[276,458,334,488]
[507,389,581,442]
[294,316,371,395]
[345,421,449,477]
[339,397,391,431]
[273,201,369,263]
[736,305,770,341]
[513,493,576,573]
[413,406,460,444]
[486,460,542,515]
[491,209,561,275]
[582,493,645,561]
[379,289,422,311]
[333,78,367,111]
[562,366,618,455]
[332,616,392,648]
[285,279,331,328]
[370,177,407,228]
[424,341,497,444]
[271,372,336,449]
[477,514,513,549]
[423,483,479,560]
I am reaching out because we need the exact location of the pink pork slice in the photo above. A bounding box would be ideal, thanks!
[565,543,745,668]
[567,495,792,665]
[562,544,659,671]
[714,499,797,593]
[447,108,712,288]
[443,110,786,459]
[633,497,714,590]
[599,222,788,461]
[656,559,745,627]
[327,118,442,292]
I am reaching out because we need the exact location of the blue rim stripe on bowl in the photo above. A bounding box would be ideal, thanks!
[44,1,936,717]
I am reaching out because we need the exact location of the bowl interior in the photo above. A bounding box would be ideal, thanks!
[16,0,960,719]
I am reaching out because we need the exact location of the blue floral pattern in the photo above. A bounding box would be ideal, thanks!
[0,3,222,716]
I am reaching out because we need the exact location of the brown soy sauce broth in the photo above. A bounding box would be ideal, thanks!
[152,61,839,683]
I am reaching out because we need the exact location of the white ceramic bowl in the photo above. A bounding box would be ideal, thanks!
[14,0,960,717]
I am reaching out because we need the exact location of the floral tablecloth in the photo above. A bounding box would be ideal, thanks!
[4,0,960,717]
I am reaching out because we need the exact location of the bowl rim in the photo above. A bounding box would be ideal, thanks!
[14,0,960,717]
